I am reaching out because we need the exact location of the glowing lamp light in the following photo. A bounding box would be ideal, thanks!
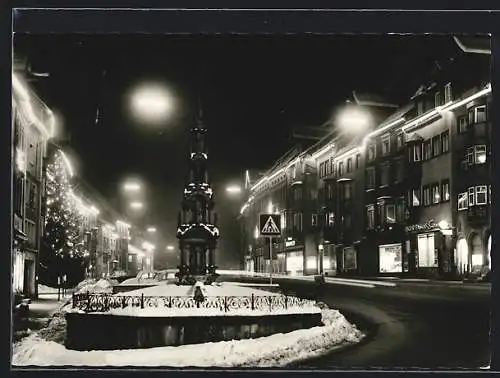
[336,105,373,135]
[130,202,144,209]
[254,225,259,239]
[438,220,450,230]
[130,83,175,124]
[226,185,242,194]
[147,227,157,233]
[142,241,155,251]
[124,182,141,191]
[166,245,175,251]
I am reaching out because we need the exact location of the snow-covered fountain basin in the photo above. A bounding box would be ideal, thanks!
[65,282,322,351]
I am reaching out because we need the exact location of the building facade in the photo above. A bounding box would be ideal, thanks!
[240,48,491,280]
[12,73,53,298]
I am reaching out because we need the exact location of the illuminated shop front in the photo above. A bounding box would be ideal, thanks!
[378,243,403,273]
[286,250,304,276]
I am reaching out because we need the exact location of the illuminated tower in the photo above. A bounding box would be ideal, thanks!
[176,111,219,284]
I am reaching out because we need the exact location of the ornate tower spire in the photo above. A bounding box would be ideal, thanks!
[176,102,219,285]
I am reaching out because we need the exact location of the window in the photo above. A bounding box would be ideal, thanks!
[355,154,361,169]
[382,134,391,155]
[327,183,335,199]
[396,197,405,221]
[431,183,440,204]
[386,204,396,223]
[347,158,353,173]
[396,133,405,150]
[458,116,468,133]
[434,91,442,107]
[395,158,404,183]
[417,101,424,115]
[475,186,488,205]
[423,185,431,206]
[467,145,487,165]
[338,161,344,176]
[342,182,353,200]
[379,244,403,273]
[432,135,442,157]
[325,160,331,176]
[475,145,487,164]
[441,180,450,202]
[412,188,421,207]
[444,83,453,103]
[458,192,468,210]
[413,144,422,162]
[441,131,450,153]
[423,140,432,160]
[468,187,475,206]
[368,144,376,161]
[380,163,390,187]
[128,255,133,263]
[14,176,23,215]
[293,212,303,231]
[366,167,376,190]
[469,105,487,124]
[417,233,437,268]
[366,205,375,230]
[311,214,318,227]
[327,212,335,227]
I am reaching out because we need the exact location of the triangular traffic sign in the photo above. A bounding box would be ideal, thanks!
[262,216,280,234]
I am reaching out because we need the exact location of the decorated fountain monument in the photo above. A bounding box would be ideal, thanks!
[65,108,322,352]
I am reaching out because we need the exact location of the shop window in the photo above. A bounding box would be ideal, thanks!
[432,183,440,204]
[368,143,376,162]
[417,233,437,268]
[458,192,468,210]
[380,163,390,187]
[423,185,431,206]
[441,131,450,153]
[475,186,488,205]
[441,180,450,202]
[423,140,432,160]
[381,134,391,156]
[468,187,475,206]
[394,158,404,183]
[355,154,361,169]
[366,205,375,230]
[343,247,357,271]
[366,167,376,190]
[444,83,453,103]
[379,244,402,273]
[396,132,405,150]
[412,188,421,207]
[347,157,353,173]
[458,116,468,133]
[432,135,442,157]
[338,161,344,176]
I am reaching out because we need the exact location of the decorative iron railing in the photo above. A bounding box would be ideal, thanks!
[71,292,318,313]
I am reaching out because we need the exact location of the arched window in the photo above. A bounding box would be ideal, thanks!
[456,238,469,274]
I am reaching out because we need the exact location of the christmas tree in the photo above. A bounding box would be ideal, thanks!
[40,150,85,286]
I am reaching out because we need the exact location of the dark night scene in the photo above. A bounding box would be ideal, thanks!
[10,32,492,369]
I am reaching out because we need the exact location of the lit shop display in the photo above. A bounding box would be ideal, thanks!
[379,243,403,273]
[286,251,303,276]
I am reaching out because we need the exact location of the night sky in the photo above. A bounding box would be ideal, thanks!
[13,34,461,267]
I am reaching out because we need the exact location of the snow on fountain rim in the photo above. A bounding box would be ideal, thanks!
[116,281,283,298]
[12,309,364,367]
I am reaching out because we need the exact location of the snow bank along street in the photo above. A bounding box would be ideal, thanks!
[12,279,364,367]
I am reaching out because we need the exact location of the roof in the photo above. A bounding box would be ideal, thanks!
[352,91,399,108]
[453,36,491,55]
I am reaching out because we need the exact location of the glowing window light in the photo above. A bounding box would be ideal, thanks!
[130,202,143,209]
[254,225,259,239]
[306,256,317,270]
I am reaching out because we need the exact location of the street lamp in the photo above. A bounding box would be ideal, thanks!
[226,185,242,195]
[130,202,144,210]
[147,227,157,233]
[123,182,141,192]
[129,82,176,126]
[166,245,175,251]
[335,104,373,136]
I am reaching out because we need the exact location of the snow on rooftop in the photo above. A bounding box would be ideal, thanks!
[12,309,364,367]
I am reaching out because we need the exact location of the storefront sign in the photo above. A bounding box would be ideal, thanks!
[405,220,438,233]
[285,239,296,248]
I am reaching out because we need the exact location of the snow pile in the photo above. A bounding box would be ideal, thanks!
[12,309,364,367]
[76,279,113,294]
[38,284,58,294]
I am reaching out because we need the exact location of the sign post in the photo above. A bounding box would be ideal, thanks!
[259,214,282,285]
